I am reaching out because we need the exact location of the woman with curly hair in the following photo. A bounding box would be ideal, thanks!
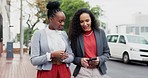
[68,8,110,78]
[30,1,74,78]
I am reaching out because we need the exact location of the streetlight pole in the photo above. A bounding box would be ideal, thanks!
[20,0,23,58]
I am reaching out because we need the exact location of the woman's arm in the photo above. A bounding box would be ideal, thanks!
[30,30,49,66]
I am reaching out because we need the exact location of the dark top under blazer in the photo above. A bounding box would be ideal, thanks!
[71,28,110,77]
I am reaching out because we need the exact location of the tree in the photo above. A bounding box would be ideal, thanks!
[24,0,48,47]
[35,0,56,24]
[90,5,106,28]
[34,0,103,32]
[25,14,39,46]
[17,27,38,46]
[60,0,90,31]
[18,0,103,45]
[24,27,38,46]
[90,5,103,19]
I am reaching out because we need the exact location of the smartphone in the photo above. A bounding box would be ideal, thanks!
[88,57,97,61]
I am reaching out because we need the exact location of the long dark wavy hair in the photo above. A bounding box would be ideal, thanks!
[68,8,99,42]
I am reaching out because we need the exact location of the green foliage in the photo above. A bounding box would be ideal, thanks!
[35,0,104,31]
[101,22,106,29]
[16,27,38,46]
[24,28,32,41]
[60,0,90,31]
[16,33,20,42]
[90,5,106,28]
[90,5,103,18]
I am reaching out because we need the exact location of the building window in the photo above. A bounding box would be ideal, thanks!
[141,27,148,33]
[141,27,144,32]
[126,26,139,35]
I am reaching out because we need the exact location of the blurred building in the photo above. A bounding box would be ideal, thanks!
[116,24,148,39]
[133,12,148,25]
[115,12,148,40]
[0,0,11,56]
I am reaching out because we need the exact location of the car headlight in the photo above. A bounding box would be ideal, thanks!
[130,48,139,51]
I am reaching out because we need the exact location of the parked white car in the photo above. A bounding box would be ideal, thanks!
[107,34,148,65]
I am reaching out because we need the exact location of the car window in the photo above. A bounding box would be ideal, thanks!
[119,35,126,44]
[126,35,148,44]
[107,35,118,43]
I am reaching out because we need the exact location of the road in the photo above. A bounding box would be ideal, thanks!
[70,58,148,78]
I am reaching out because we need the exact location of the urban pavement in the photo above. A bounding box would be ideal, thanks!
[0,53,111,78]
[0,53,36,78]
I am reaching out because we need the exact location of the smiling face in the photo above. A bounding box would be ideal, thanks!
[49,12,66,30]
[80,13,92,32]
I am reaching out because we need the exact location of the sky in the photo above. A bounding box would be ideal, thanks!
[85,0,148,33]
[10,0,148,38]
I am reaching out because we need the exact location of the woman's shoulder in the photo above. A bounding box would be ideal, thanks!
[32,29,45,36]
[60,31,68,38]
[34,29,44,33]
[61,31,67,35]
[94,28,104,32]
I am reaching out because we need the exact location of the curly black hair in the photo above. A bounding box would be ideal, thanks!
[68,8,99,41]
[46,1,62,18]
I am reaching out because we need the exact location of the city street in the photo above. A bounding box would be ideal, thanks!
[70,59,148,78]
[106,58,148,78]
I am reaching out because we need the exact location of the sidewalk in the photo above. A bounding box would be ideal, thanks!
[0,53,111,78]
[0,53,36,78]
